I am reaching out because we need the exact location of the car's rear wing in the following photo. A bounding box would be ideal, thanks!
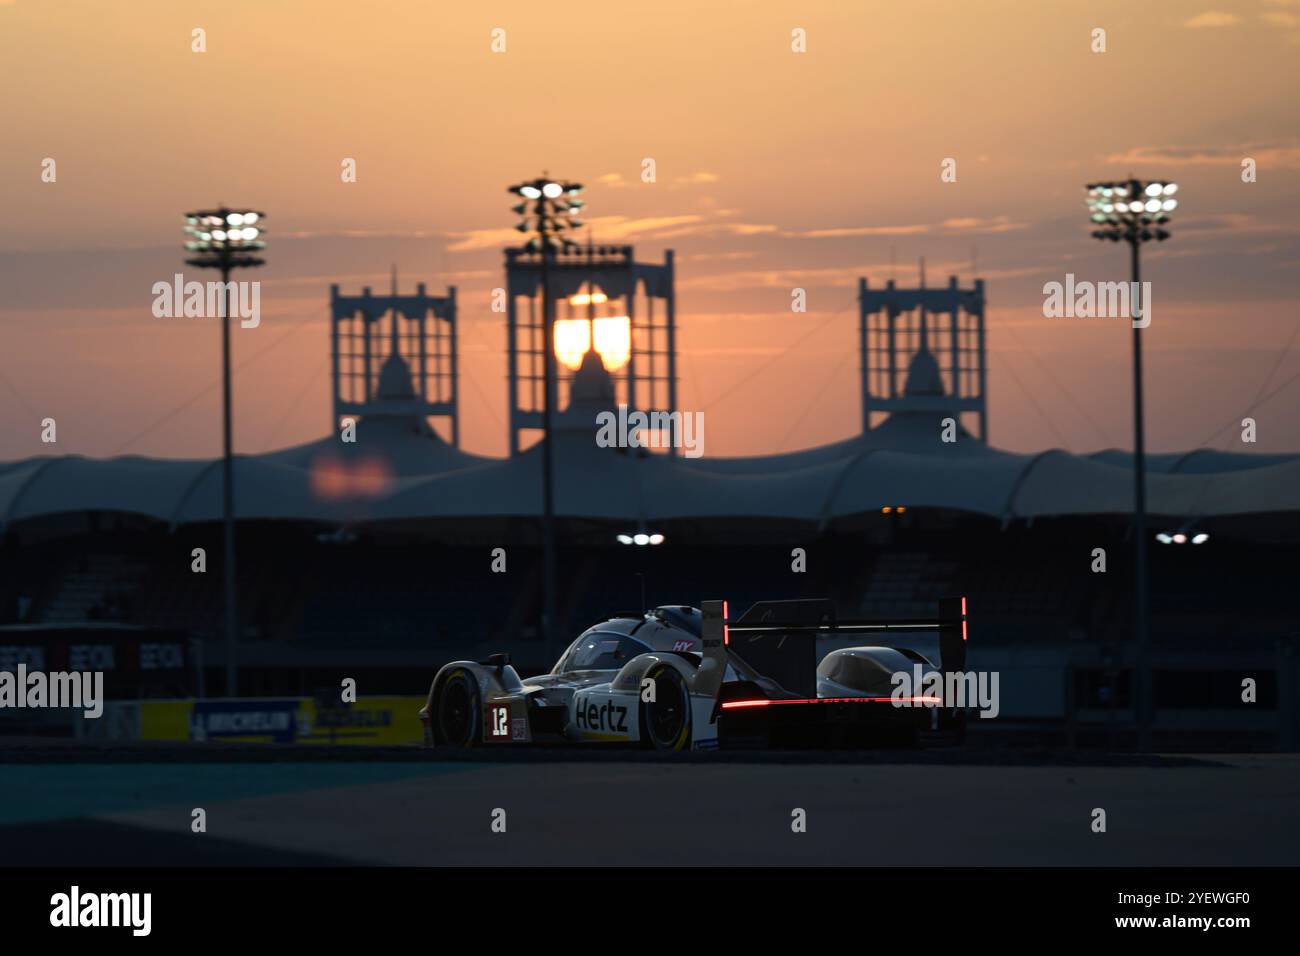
[695,596,969,711]
[724,595,968,670]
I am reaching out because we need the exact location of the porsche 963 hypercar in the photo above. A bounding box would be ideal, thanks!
[419,597,970,751]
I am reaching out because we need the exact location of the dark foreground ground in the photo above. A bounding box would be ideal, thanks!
[2,738,1296,866]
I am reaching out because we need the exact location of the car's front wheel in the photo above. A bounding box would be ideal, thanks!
[436,669,481,748]
[641,664,691,751]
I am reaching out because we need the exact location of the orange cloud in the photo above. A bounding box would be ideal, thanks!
[1184,11,1241,28]
[672,171,720,186]
[788,216,1025,239]
[1104,140,1300,169]
[793,224,929,238]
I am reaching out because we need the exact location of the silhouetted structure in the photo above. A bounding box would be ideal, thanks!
[859,274,987,440]
[505,244,677,455]
[330,278,459,445]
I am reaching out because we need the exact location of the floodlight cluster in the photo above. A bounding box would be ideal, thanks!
[507,178,585,253]
[617,531,665,546]
[1156,531,1209,545]
[1085,181,1177,243]
[183,208,267,265]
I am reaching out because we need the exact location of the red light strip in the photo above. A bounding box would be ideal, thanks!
[721,696,942,710]
[962,596,968,640]
[722,600,729,646]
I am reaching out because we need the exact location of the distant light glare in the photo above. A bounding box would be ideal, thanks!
[618,530,662,546]
[593,316,631,371]
[553,319,591,370]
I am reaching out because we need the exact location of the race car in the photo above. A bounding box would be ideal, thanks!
[419,596,970,751]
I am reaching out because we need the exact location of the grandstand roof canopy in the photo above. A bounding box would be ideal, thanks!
[4,350,1298,528]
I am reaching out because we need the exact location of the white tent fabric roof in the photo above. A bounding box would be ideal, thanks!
[1087,447,1300,474]
[4,349,1298,527]
[4,415,1300,527]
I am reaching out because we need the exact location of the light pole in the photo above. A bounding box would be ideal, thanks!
[1084,178,1177,749]
[507,177,584,661]
[183,207,267,697]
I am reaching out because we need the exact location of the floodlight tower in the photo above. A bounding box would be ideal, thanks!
[1084,177,1178,750]
[182,206,267,697]
[506,175,584,660]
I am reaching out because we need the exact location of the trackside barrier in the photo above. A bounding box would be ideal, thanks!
[73,696,427,745]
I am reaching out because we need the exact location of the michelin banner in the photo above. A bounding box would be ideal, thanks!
[101,696,427,745]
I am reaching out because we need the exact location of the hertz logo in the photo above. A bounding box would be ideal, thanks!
[575,698,628,733]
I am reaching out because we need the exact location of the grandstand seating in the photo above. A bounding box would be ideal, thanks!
[292,543,529,649]
[36,553,149,624]
[1,517,1291,698]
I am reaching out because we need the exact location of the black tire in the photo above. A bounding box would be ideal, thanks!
[435,669,481,748]
[640,664,691,751]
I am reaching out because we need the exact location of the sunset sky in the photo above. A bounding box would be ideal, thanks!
[2,0,1298,462]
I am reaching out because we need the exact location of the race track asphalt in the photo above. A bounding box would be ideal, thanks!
[2,741,1296,866]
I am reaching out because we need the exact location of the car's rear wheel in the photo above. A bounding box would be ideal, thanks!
[436,669,480,748]
[641,664,691,751]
